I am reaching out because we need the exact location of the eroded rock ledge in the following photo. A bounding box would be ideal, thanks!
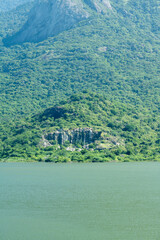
[44,128,102,145]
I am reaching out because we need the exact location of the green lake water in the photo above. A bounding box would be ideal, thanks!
[0,162,160,240]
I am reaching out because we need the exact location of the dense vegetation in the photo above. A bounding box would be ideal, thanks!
[0,0,159,161]
[0,0,159,123]
[0,93,159,162]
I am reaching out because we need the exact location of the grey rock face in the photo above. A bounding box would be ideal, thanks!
[83,0,112,12]
[45,128,102,145]
[0,0,33,12]
[6,0,112,44]
[40,135,52,147]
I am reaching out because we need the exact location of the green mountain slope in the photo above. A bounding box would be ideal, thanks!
[0,0,159,162]
[0,93,159,162]
[0,0,159,123]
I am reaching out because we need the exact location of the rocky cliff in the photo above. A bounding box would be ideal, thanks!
[0,0,33,12]
[5,0,112,45]
[44,128,102,145]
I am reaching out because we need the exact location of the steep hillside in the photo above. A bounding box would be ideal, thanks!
[4,0,112,45]
[0,93,160,162]
[0,0,159,123]
[0,2,34,44]
[4,0,160,45]
[0,0,33,12]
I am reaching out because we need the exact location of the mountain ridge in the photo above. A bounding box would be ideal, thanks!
[0,0,159,124]
[4,0,112,45]
[0,0,160,122]
[0,0,33,12]
[0,0,159,162]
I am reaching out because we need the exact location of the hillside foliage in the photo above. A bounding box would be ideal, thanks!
[0,0,159,122]
[0,0,159,161]
[0,93,159,162]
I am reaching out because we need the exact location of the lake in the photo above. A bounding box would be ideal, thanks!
[0,162,160,240]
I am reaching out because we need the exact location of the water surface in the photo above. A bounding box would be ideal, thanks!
[0,162,160,240]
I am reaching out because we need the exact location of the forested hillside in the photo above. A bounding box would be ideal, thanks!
[0,0,159,123]
[0,93,159,162]
[0,0,159,161]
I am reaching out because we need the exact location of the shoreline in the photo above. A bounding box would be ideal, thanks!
[0,158,160,163]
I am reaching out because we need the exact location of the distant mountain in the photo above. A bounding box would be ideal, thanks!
[0,0,160,162]
[4,0,112,45]
[0,0,33,12]
[4,0,160,45]
[0,0,159,122]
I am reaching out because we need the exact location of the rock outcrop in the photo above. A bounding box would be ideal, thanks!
[4,0,112,45]
[0,0,33,12]
[83,0,112,12]
[44,128,102,145]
